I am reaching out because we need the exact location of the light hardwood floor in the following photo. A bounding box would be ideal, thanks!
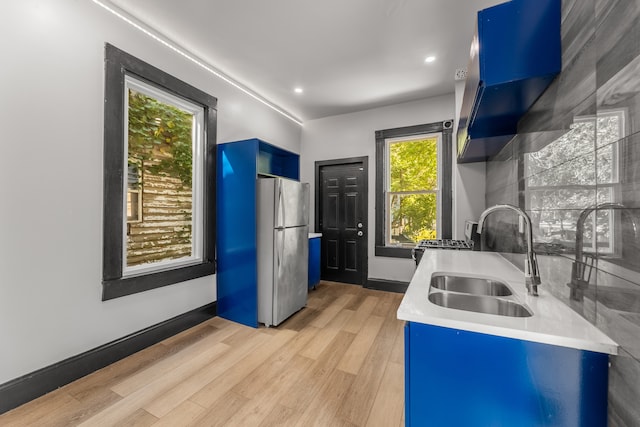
[0,281,406,426]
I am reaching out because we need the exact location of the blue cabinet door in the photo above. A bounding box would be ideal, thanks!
[308,237,321,289]
[405,322,608,427]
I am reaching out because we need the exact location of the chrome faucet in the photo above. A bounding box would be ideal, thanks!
[569,203,639,300]
[477,204,541,296]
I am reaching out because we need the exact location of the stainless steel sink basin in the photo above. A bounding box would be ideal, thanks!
[430,274,513,296]
[428,292,532,317]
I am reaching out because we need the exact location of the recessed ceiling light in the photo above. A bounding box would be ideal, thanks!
[294,87,304,94]
[425,56,436,63]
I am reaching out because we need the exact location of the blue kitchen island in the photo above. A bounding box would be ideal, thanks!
[398,250,617,427]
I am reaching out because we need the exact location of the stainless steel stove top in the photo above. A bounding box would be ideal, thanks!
[416,239,474,250]
[412,239,474,265]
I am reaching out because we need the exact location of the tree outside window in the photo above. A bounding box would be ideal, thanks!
[386,135,440,246]
[525,111,623,253]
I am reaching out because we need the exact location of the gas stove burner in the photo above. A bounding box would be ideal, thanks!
[412,239,474,266]
[417,239,474,250]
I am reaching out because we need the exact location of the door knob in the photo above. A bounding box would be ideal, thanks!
[357,231,363,237]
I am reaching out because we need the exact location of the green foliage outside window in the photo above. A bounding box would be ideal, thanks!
[389,137,438,243]
[126,89,196,267]
[128,89,194,187]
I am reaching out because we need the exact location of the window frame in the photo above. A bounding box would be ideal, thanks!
[375,121,453,258]
[384,133,442,246]
[103,44,217,301]
[122,75,205,278]
[523,110,623,255]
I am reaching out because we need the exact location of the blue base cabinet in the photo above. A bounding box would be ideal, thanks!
[216,139,299,327]
[308,236,320,289]
[404,322,608,427]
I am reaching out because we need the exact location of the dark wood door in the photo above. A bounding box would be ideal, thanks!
[318,161,367,285]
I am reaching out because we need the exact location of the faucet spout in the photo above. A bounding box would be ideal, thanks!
[477,204,541,296]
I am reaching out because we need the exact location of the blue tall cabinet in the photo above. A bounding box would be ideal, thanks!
[216,138,299,327]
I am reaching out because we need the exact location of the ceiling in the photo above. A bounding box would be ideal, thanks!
[107,0,503,122]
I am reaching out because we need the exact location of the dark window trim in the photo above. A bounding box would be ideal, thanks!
[102,43,217,301]
[375,121,453,258]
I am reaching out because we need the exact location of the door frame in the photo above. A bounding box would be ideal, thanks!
[314,156,369,285]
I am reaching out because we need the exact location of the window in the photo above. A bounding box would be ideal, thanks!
[386,134,440,245]
[525,110,623,254]
[123,76,205,274]
[375,122,453,258]
[103,44,217,300]
[127,162,142,223]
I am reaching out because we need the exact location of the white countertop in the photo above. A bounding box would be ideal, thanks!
[397,250,618,355]
[308,233,322,239]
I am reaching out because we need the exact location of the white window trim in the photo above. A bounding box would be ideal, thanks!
[122,75,205,277]
[384,132,442,246]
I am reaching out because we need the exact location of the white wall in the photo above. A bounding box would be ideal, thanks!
[452,81,486,239]
[300,96,455,283]
[0,0,301,384]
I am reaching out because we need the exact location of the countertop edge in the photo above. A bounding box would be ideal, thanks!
[398,250,619,356]
[397,311,619,355]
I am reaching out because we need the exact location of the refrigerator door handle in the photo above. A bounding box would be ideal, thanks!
[278,182,286,227]
[274,179,281,227]
[275,229,283,271]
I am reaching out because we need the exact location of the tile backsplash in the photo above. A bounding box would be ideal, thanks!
[483,0,640,425]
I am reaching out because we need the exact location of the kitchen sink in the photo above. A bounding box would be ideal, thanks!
[430,274,513,296]
[428,292,532,317]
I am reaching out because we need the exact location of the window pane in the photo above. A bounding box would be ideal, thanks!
[533,209,580,248]
[127,163,142,222]
[127,89,195,268]
[528,188,597,210]
[524,112,622,254]
[595,210,613,253]
[127,191,140,222]
[526,120,595,187]
[596,113,621,148]
[389,137,438,192]
[389,193,437,245]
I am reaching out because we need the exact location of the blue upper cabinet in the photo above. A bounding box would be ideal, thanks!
[256,141,299,179]
[457,0,561,163]
[216,139,299,327]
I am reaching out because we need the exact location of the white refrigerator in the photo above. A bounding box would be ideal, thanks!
[257,177,309,327]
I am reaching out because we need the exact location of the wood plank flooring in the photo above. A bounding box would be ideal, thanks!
[0,281,405,427]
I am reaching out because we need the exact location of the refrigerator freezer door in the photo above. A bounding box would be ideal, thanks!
[272,226,309,326]
[275,178,309,228]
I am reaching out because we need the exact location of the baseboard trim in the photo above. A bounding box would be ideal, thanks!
[365,278,409,294]
[0,302,217,415]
